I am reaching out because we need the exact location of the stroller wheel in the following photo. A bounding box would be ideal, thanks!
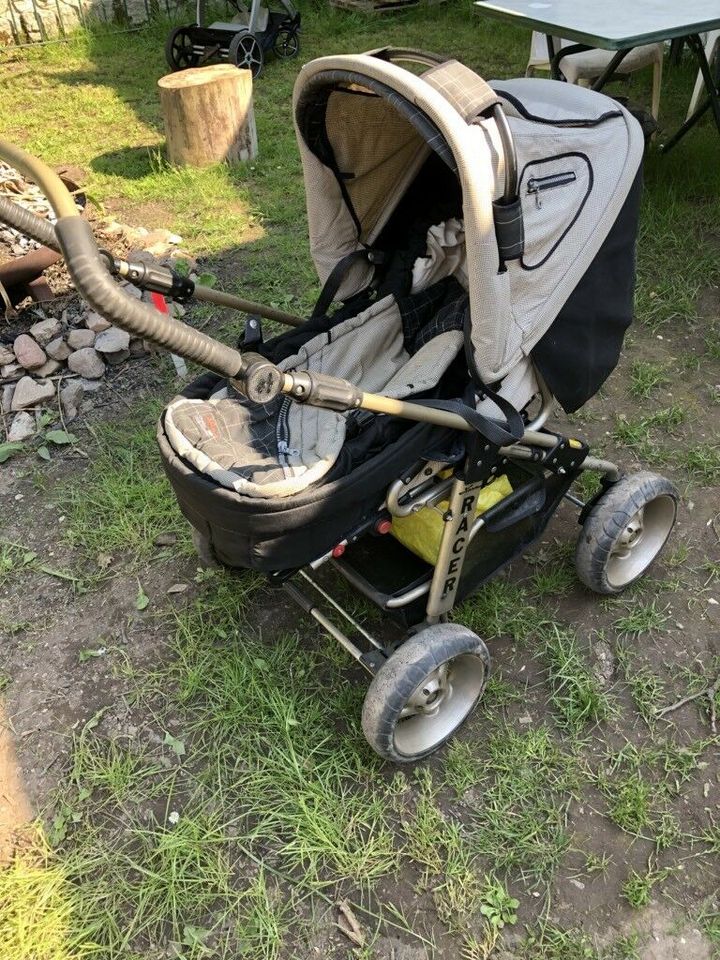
[228,31,264,79]
[191,527,219,569]
[165,27,200,71]
[273,28,300,59]
[362,624,490,763]
[575,472,678,595]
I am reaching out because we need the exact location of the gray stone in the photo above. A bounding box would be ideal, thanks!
[0,345,15,366]
[60,381,84,422]
[2,384,15,413]
[34,358,61,378]
[1,362,22,379]
[13,334,46,371]
[129,337,147,357]
[104,349,130,366]
[84,310,112,333]
[10,376,55,411]
[67,347,105,379]
[8,411,35,442]
[29,316,62,345]
[95,327,130,354]
[78,377,104,392]
[67,328,95,350]
[46,337,72,362]
[120,282,143,300]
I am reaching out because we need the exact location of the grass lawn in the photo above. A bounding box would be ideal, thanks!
[1,4,719,959]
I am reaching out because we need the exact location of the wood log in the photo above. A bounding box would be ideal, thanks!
[158,64,258,167]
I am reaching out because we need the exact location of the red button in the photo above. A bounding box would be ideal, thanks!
[331,543,346,558]
[375,518,392,535]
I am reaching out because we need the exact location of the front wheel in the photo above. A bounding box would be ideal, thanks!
[228,31,264,78]
[575,471,678,594]
[361,624,490,763]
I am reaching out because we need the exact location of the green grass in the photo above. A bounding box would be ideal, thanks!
[541,625,612,732]
[62,405,192,562]
[613,600,670,638]
[468,725,579,880]
[616,643,666,726]
[1,6,719,958]
[456,579,548,642]
[621,864,670,909]
[629,360,669,399]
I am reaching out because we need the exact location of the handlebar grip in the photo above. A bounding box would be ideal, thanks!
[0,195,60,252]
[54,217,246,380]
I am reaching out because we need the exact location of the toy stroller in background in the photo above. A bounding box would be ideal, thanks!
[165,0,300,78]
[0,50,680,765]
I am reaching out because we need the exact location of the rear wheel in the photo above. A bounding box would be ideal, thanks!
[575,472,678,594]
[273,27,300,59]
[362,624,490,763]
[165,27,199,71]
[228,31,264,78]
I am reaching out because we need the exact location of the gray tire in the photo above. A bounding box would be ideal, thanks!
[191,527,219,568]
[361,623,490,763]
[575,472,678,595]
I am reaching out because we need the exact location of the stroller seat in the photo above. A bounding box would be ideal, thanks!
[165,284,465,498]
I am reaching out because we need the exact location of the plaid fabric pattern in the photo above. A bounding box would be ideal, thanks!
[398,278,468,354]
[422,60,500,122]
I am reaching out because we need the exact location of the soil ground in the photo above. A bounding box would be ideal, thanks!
[1,8,719,960]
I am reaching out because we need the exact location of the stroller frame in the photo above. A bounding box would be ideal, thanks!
[275,368,615,673]
[0,49,680,764]
[165,0,300,78]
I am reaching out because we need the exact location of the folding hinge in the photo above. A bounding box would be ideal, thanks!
[541,436,589,476]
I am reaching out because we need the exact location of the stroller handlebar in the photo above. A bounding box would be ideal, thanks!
[0,140,531,445]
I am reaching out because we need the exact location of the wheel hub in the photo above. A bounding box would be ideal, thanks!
[613,509,645,558]
[402,665,451,717]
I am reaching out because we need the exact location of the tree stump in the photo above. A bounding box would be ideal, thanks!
[158,64,258,167]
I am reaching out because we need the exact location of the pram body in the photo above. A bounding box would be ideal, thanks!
[165,0,300,78]
[0,50,678,765]
[154,50,678,761]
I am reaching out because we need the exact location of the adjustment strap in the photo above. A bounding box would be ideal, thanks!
[422,60,500,121]
[311,248,382,320]
[414,384,524,447]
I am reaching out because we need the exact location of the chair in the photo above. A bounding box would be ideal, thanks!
[526,31,664,121]
[686,30,720,119]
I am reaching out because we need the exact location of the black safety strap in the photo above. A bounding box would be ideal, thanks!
[413,381,524,447]
[311,248,383,320]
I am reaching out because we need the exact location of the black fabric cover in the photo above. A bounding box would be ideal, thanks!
[158,379,455,572]
[531,168,643,413]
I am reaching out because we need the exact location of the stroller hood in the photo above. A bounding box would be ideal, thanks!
[293,53,645,386]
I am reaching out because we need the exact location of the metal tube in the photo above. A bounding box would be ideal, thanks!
[283,582,365,662]
[525,370,554,432]
[298,569,382,649]
[192,284,304,327]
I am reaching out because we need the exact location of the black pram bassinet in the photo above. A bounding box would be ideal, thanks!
[159,59,644,574]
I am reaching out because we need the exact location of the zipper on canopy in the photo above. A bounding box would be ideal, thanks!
[526,171,577,208]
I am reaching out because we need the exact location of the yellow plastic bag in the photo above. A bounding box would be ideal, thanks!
[390,474,513,565]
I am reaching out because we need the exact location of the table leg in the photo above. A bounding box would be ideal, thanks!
[660,34,720,154]
[545,34,560,80]
[548,43,631,89]
[590,48,632,91]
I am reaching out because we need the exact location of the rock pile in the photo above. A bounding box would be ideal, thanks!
[1,293,150,442]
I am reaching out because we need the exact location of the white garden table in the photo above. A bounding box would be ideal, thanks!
[474,0,720,152]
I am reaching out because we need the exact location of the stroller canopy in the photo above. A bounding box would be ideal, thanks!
[293,53,645,386]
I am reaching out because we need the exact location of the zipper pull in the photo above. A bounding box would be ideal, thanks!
[527,179,542,210]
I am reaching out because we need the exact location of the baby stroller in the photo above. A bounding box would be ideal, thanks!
[165,0,300,78]
[0,50,678,764]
